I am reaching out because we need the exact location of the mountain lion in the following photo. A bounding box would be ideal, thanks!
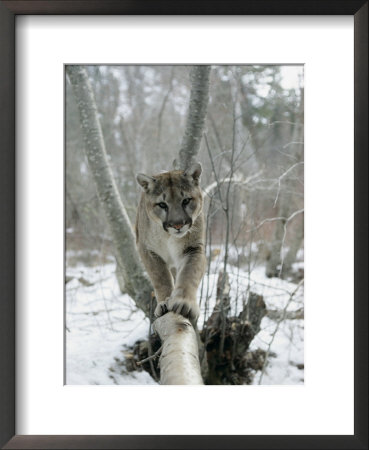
[135,162,206,322]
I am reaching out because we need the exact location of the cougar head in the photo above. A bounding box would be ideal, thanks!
[137,162,203,238]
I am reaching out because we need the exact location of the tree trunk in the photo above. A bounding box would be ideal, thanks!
[177,66,211,170]
[203,276,266,385]
[66,65,153,317]
[154,313,203,385]
[282,211,304,276]
[265,202,289,278]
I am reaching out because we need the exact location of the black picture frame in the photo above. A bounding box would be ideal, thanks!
[0,1,367,449]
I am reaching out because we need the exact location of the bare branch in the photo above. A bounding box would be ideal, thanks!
[245,208,304,234]
[136,345,163,366]
[273,162,304,208]
[203,170,263,197]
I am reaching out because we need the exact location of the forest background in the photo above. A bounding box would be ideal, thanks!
[65,65,304,385]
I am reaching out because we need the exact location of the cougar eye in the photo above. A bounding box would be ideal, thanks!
[157,202,168,210]
[182,198,192,206]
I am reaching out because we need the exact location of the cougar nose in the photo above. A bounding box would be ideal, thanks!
[171,223,184,230]
[167,221,185,230]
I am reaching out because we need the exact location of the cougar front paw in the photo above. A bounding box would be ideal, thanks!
[154,301,168,318]
[167,296,200,321]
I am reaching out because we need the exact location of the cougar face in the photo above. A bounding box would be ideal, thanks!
[137,163,203,238]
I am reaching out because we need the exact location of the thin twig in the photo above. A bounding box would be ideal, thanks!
[137,345,163,366]
[273,162,304,208]
[244,208,304,234]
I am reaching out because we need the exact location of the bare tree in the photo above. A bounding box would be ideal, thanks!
[66,65,153,317]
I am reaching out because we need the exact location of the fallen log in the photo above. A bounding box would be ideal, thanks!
[154,312,203,385]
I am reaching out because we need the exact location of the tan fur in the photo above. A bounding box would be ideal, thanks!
[135,163,206,322]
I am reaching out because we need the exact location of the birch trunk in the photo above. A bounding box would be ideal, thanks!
[178,66,211,170]
[154,313,203,385]
[66,65,153,317]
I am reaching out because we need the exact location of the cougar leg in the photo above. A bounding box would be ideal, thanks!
[138,247,174,315]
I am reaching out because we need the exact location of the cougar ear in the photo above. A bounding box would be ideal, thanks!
[184,162,202,183]
[136,173,156,192]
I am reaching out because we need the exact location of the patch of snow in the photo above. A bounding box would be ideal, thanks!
[296,247,304,261]
[66,263,155,385]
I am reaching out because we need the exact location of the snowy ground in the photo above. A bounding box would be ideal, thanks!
[66,248,304,385]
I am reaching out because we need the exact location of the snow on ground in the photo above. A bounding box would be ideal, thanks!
[66,262,155,385]
[66,247,304,385]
